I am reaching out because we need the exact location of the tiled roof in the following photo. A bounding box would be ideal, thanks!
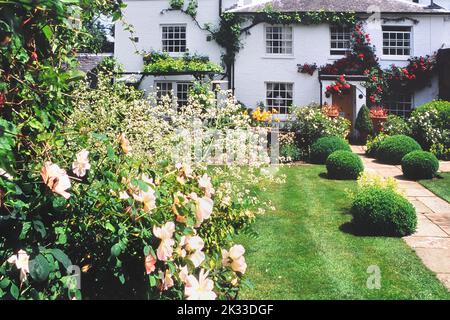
[76,53,112,72]
[228,0,449,14]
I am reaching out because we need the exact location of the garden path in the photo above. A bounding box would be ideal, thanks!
[351,145,450,291]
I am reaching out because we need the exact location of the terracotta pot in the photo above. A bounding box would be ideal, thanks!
[371,116,388,133]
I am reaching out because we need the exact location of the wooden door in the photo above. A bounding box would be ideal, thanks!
[332,87,354,124]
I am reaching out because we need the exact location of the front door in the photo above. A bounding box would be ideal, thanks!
[332,86,354,125]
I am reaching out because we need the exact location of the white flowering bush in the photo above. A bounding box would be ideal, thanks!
[409,101,450,160]
[288,104,351,158]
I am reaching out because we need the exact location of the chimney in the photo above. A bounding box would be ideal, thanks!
[427,0,442,9]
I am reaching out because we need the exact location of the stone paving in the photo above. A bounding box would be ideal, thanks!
[351,145,450,291]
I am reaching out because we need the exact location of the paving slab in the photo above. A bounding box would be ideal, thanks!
[413,248,450,274]
[418,197,450,214]
[404,236,450,249]
[413,215,449,237]
[439,161,450,172]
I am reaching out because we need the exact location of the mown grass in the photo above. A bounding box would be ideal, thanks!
[420,172,450,203]
[236,165,450,300]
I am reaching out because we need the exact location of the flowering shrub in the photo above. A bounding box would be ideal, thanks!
[279,132,301,163]
[409,100,450,160]
[288,104,351,158]
[386,55,436,91]
[297,63,318,76]
[325,75,351,96]
[382,115,412,136]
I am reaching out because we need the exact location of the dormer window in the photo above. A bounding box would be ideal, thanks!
[162,24,187,53]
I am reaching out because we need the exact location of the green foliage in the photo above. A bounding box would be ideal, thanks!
[186,0,198,18]
[376,135,422,164]
[289,104,351,158]
[326,151,364,180]
[355,105,373,136]
[409,100,450,159]
[310,136,351,164]
[401,151,439,180]
[170,0,185,10]
[351,186,417,236]
[365,133,387,158]
[382,115,412,136]
[143,51,223,74]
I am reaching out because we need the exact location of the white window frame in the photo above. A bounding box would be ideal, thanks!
[386,93,413,117]
[330,25,351,56]
[265,82,294,115]
[176,82,193,107]
[154,81,173,101]
[161,24,187,54]
[264,25,293,56]
[382,26,412,58]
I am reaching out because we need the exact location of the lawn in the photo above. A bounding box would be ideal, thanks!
[236,165,450,299]
[420,172,450,203]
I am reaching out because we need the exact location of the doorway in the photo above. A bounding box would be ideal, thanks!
[332,86,355,126]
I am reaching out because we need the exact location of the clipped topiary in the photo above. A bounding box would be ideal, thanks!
[402,151,439,180]
[326,151,364,180]
[376,135,422,164]
[355,105,373,142]
[310,136,351,164]
[351,186,417,236]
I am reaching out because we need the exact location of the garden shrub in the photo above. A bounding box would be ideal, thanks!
[309,136,351,164]
[288,104,351,158]
[365,134,387,158]
[355,105,373,140]
[382,115,412,136]
[279,132,301,163]
[376,135,422,164]
[409,100,450,160]
[401,151,439,180]
[351,186,417,236]
[326,151,364,180]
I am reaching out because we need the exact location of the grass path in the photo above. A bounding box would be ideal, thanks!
[236,165,450,299]
[420,172,450,203]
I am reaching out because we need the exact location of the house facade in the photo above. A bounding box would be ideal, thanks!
[114,0,450,124]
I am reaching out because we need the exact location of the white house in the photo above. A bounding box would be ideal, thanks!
[114,0,450,125]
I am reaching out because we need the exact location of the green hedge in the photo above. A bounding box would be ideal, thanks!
[376,135,422,164]
[351,187,417,236]
[402,151,439,180]
[310,136,351,164]
[326,151,364,180]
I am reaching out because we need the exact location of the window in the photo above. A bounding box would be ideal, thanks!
[155,82,172,101]
[330,26,351,55]
[162,25,187,53]
[382,26,412,56]
[386,93,413,117]
[265,26,293,55]
[266,82,293,114]
[176,82,193,107]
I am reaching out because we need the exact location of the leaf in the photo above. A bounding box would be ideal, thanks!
[110,243,121,257]
[42,25,53,41]
[50,249,72,270]
[19,222,32,240]
[33,220,47,238]
[0,278,10,289]
[29,255,50,282]
[10,283,19,299]
[105,222,116,233]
